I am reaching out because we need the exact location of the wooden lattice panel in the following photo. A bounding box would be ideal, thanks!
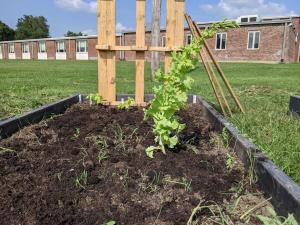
[97,0,185,105]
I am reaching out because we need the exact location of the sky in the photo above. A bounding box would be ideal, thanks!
[0,0,300,37]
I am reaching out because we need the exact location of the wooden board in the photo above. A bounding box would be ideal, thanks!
[97,0,116,102]
[165,0,185,73]
[135,0,146,104]
[165,0,175,73]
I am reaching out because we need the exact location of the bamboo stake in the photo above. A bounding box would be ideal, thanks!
[186,14,228,116]
[190,18,245,113]
[203,49,233,116]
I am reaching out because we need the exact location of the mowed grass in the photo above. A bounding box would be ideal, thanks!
[0,60,300,184]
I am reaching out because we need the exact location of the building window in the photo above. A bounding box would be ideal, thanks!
[0,45,2,54]
[161,36,166,47]
[22,43,29,53]
[186,34,193,45]
[248,31,260,49]
[38,41,46,53]
[216,33,227,50]
[8,43,15,53]
[56,41,65,53]
[76,40,88,53]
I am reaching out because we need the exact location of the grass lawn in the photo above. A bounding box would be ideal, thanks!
[0,60,300,185]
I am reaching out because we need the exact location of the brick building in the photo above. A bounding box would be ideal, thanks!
[0,15,299,63]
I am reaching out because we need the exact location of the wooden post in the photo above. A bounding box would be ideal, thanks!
[135,0,146,104]
[96,0,184,105]
[98,0,116,102]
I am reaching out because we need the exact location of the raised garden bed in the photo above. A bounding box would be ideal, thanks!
[289,96,300,118]
[0,95,299,224]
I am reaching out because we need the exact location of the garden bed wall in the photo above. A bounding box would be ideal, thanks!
[289,96,300,118]
[0,94,299,222]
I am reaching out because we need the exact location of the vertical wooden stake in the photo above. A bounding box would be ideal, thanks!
[98,0,116,103]
[135,0,146,104]
[165,0,175,73]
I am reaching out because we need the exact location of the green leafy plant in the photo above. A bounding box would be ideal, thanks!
[103,221,116,225]
[118,97,135,110]
[87,93,103,105]
[144,20,238,158]
[257,207,298,225]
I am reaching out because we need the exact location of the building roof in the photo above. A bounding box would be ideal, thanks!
[1,15,299,43]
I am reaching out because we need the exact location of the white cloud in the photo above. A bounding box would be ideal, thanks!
[54,0,97,13]
[200,0,296,18]
[116,23,132,33]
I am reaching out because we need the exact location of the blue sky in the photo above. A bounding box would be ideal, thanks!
[0,0,299,37]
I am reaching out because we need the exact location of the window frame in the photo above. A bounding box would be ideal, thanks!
[22,42,29,53]
[38,41,47,53]
[186,34,193,45]
[8,43,15,53]
[247,31,260,50]
[56,40,66,53]
[76,39,88,53]
[215,32,227,50]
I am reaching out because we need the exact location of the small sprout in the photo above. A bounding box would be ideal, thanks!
[57,172,63,182]
[103,221,116,225]
[75,170,88,189]
[97,151,109,163]
[73,128,80,139]
[0,147,16,155]
[87,93,103,105]
[226,153,236,171]
[118,97,135,110]
[163,175,192,191]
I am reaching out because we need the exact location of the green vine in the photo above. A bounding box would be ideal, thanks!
[144,20,238,158]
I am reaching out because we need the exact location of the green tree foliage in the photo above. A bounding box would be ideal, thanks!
[65,31,85,37]
[144,20,238,158]
[0,21,15,41]
[15,15,49,40]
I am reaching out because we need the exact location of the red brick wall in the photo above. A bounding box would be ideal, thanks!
[205,24,285,62]
[46,40,56,59]
[66,39,76,60]
[15,42,22,59]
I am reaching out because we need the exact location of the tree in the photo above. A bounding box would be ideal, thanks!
[64,31,84,37]
[151,0,162,81]
[15,15,49,40]
[0,21,15,41]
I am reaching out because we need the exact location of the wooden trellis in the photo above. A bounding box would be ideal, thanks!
[96,0,185,105]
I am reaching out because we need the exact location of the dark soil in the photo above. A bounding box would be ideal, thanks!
[0,104,267,225]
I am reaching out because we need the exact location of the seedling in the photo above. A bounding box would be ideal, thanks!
[138,171,162,193]
[97,151,109,163]
[56,172,63,182]
[144,20,238,158]
[163,175,192,191]
[87,93,103,105]
[118,97,135,110]
[75,170,88,189]
[0,147,16,155]
[73,128,80,139]
[226,153,236,171]
[103,221,116,225]
[257,207,298,225]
